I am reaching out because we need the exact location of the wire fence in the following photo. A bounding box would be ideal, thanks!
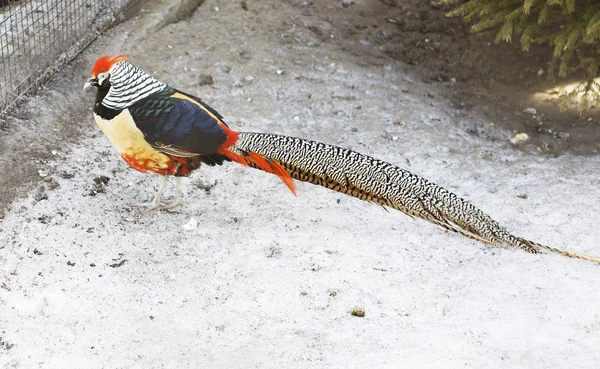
[0,0,139,116]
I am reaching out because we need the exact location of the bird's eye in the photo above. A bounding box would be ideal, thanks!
[97,72,109,84]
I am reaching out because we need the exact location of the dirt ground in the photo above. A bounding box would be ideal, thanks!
[1,0,600,368]
[304,0,600,157]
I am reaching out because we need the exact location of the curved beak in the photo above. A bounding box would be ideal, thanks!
[83,77,97,91]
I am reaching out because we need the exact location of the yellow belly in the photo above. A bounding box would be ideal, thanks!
[93,109,171,174]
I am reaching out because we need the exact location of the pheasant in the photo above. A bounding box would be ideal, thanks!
[84,54,599,263]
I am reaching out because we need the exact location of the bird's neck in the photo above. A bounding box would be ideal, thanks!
[94,85,120,120]
[101,62,167,112]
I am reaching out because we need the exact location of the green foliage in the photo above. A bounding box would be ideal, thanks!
[443,0,600,110]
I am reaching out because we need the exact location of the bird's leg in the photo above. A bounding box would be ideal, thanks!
[132,175,179,211]
[150,174,169,209]
[172,177,183,207]
[150,176,183,210]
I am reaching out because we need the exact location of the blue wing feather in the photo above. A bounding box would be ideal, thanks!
[128,89,228,155]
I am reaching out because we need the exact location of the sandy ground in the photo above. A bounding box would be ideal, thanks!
[1,0,599,368]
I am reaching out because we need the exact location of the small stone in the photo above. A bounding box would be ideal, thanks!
[244,75,254,82]
[510,132,529,145]
[34,189,48,202]
[517,193,528,199]
[197,74,214,86]
[350,306,365,317]
[556,132,570,140]
[109,259,127,268]
[43,177,60,190]
[276,69,284,75]
[94,175,110,185]
[523,107,537,116]
[194,179,217,193]
[37,215,51,224]
[182,217,198,231]
[341,0,355,8]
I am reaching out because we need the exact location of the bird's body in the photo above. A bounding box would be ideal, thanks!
[94,109,174,174]
[85,55,599,263]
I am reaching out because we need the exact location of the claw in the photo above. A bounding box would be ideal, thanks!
[127,176,183,217]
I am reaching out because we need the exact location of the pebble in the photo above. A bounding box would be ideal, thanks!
[182,218,198,231]
[510,132,529,144]
[197,74,214,86]
[350,306,365,317]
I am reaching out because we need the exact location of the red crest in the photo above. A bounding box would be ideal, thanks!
[91,54,129,77]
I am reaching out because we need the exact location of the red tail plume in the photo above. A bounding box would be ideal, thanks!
[218,148,296,195]
[247,151,296,195]
[215,123,295,194]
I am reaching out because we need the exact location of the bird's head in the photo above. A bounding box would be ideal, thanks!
[83,54,129,92]
[84,54,166,114]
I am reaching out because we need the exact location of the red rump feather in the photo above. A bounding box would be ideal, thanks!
[214,122,296,195]
[91,54,129,77]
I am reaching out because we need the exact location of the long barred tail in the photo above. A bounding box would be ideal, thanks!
[229,132,600,263]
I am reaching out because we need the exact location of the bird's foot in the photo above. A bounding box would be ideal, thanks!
[126,175,184,221]
[125,200,183,222]
[154,199,183,211]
